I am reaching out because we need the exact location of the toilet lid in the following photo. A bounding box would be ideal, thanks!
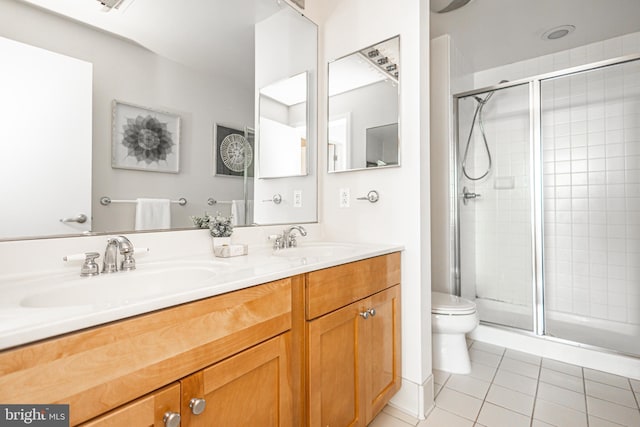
[432,292,476,315]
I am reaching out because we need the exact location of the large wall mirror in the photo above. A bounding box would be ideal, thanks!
[0,0,317,241]
[328,36,400,173]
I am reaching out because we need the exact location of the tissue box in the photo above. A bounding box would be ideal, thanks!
[213,243,248,258]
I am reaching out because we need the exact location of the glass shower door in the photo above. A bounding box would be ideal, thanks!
[540,59,640,355]
[456,83,535,331]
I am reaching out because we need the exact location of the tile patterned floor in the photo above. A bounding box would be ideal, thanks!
[369,341,640,427]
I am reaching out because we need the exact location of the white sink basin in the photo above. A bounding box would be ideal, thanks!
[271,242,358,259]
[20,265,220,308]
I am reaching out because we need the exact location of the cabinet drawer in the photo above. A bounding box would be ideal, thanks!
[80,383,180,427]
[305,252,400,320]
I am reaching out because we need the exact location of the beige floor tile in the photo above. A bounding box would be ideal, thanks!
[588,415,627,427]
[434,382,444,398]
[584,368,631,390]
[485,384,534,416]
[587,396,640,426]
[534,398,588,427]
[469,348,502,368]
[586,380,637,408]
[433,369,451,385]
[539,367,585,393]
[419,407,475,427]
[537,381,586,412]
[476,402,530,427]
[629,378,640,393]
[492,369,538,396]
[541,358,583,378]
[446,374,491,400]
[468,361,498,383]
[368,411,414,427]
[435,387,483,421]
[499,357,541,379]
[504,348,542,366]
[531,420,555,427]
[382,405,420,425]
[471,341,506,356]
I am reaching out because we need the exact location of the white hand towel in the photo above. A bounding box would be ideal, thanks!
[135,198,171,231]
[231,200,244,226]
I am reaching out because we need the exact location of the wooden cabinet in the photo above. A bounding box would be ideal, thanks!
[0,252,401,427]
[79,383,181,427]
[179,333,292,427]
[306,254,401,427]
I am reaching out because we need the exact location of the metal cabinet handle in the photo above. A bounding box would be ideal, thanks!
[163,411,181,427]
[60,213,88,223]
[189,397,206,415]
[368,308,376,317]
[359,311,370,319]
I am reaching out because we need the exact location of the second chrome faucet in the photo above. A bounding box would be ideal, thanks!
[270,225,307,250]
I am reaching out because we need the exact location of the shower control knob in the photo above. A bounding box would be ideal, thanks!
[189,397,206,415]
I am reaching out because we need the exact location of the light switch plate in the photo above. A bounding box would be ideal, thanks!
[339,188,350,208]
[293,190,302,208]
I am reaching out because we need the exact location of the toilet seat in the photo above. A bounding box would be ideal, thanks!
[432,292,476,315]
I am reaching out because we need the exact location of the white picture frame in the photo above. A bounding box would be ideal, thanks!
[111,100,180,173]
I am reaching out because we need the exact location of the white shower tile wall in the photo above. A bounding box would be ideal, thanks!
[466,31,640,325]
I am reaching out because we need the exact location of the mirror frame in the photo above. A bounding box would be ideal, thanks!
[327,35,401,174]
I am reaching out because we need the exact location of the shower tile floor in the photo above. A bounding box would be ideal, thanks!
[369,340,640,427]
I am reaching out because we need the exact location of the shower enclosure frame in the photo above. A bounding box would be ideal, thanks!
[451,53,640,347]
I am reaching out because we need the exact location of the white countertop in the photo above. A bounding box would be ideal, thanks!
[0,241,402,351]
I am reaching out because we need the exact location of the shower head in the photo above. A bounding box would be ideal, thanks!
[430,0,474,13]
[474,80,510,104]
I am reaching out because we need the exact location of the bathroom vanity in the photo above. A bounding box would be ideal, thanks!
[0,245,401,427]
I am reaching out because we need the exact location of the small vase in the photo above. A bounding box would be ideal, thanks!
[212,237,231,247]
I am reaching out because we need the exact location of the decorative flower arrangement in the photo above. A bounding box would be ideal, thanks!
[191,213,233,238]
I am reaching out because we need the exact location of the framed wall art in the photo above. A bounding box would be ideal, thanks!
[112,100,180,173]
[213,123,255,177]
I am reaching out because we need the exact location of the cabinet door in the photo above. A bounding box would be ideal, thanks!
[181,333,293,427]
[307,301,366,427]
[80,383,180,427]
[364,285,402,424]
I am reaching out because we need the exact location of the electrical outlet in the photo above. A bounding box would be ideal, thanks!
[339,188,350,208]
[293,190,302,208]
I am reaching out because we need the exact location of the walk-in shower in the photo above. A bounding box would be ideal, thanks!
[453,53,640,357]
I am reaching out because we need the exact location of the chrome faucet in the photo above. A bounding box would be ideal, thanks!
[283,225,307,248]
[269,225,307,250]
[102,236,136,273]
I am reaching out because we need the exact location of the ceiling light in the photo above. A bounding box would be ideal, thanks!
[542,25,575,40]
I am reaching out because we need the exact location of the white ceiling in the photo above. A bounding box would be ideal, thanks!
[18,0,283,83]
[430,0,640,73]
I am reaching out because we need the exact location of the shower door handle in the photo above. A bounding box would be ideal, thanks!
[462,187,481,205]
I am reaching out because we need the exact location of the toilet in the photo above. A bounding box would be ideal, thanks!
[431,291,479,374]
